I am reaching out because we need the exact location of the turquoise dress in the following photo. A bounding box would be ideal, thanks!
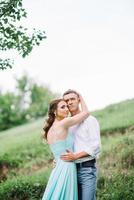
[42,133,78,200]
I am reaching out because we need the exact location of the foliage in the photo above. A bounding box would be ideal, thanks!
[100,133,134,170]
[97,172,134,200]
[0,0,46,70]
[0,92,27,130]
[0,169,51,200]
[0,74,56,131]
[97,132,134,199]
[29,84,55,118]
[0,98,134,199]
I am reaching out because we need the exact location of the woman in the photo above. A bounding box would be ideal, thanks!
[42,94,89,200]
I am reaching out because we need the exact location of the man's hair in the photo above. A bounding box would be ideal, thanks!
[63,89,79,97]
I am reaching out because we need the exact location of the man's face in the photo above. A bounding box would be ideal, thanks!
[63,93,79,113]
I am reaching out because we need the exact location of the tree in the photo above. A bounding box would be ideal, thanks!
[15,74,31,109]
[0,92,27,130]
[29,84,55,118]
[0,0,46,70]
[0,74,57,131]
[14,74,56,119]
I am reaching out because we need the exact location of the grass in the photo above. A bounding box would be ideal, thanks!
[0,168,52,200]
[0,98,134,199]
[0,118,53,179]
[93,98,134,134]
[0,118,44,154]
[97,131,134,200]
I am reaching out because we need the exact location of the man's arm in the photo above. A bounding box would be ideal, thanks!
[60,150,89,161]
[83,117,101,158]
[61,116,101,162]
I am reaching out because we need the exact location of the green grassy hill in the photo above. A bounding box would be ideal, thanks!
[94,98,134,134]
[0,99,134,200]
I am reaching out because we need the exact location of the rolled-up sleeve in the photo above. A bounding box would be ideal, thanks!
[84,117,101,158]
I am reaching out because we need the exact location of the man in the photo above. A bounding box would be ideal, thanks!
[60,89,101,200]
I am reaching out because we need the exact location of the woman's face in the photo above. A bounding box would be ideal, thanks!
[63,93,79,113]
[56,100,69,119]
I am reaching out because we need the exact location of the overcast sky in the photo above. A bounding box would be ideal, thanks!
[0,0,134,110]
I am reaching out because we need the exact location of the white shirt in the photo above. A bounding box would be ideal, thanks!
[69,115,101,163]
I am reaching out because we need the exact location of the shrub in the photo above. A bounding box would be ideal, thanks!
[0,169,51,200]
[97,172,134,200]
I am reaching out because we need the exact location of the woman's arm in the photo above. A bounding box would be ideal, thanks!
[61,94,90,128]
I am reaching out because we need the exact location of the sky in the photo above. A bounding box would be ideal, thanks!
[0,0,134,110]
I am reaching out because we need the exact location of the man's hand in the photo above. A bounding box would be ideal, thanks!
[60,150,77,161]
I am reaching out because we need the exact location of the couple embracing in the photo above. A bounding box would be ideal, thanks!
[42,89,101,200]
